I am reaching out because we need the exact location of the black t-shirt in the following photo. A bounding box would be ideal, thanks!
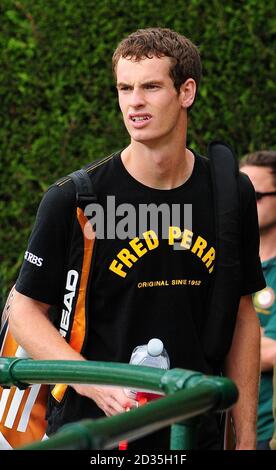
[87,152,217,373]
[16,151,265,444]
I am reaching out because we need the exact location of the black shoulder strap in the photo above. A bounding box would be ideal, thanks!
[69,168,97,207]
[203,141,242,363]
[47,166,97,324]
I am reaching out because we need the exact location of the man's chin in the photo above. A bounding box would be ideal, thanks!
[130,132,161,146]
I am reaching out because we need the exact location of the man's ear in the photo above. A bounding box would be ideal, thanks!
[179,79,196,109]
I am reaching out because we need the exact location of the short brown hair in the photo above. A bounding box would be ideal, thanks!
[112,28,202,95]
[240,150,276,187]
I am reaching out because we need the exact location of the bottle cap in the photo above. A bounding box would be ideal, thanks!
[147,338,163,357]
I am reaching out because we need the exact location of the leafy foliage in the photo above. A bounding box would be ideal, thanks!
[0,0,275,297]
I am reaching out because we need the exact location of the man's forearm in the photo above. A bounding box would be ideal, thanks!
[9,290,85,361]
[224,295,260,450]
[8,290,137,416]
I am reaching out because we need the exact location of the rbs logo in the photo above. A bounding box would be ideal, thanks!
[24,251,43,267]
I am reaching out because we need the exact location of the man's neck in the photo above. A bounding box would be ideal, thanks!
[121,140,194,190]
[260,227,276,262]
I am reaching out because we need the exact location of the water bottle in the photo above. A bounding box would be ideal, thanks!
[119,339,170,450]
[126,338,170,402]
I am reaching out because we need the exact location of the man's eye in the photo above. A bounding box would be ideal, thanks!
[145,84,159,89]
[118,86,130,91]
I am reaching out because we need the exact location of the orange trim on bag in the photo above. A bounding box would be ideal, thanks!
[0,322,48,447]
[2,330,18,357]
[70,208,95,351]
[51,383,68,402]
[0,384,48,447]
[52,208,95,402]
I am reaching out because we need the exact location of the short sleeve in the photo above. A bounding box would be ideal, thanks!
[16,182,75,305]
[239,173,266,295]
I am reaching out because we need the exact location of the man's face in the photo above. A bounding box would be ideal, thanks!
[241,165,276,233]
[116,56,187,145]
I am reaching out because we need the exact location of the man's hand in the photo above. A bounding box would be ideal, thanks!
[73,384,137,417]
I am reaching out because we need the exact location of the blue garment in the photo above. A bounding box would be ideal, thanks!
[253,257,276,441]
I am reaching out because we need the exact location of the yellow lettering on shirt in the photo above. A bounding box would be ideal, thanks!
[180,229,193,249]
[129,237,147,257]
[191,236,207,258]
[202,247,215,268]
[117,248,138,268]
[109,259,127,278]
[109,227,215,278]
[168,226,182,245]
[143,230,159,249]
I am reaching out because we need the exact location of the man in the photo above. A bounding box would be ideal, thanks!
[8,28,265,449]
[240,151,276,450]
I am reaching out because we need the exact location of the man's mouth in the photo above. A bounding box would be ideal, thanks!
[129,114,152,122]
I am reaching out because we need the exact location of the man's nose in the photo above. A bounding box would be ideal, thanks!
[129,88,146,107]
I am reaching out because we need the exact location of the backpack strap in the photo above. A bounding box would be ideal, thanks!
[69,168,97,207]
[50,167,98,403]
[203,141,242,364]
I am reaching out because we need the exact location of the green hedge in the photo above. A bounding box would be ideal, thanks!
[0,0,275,297]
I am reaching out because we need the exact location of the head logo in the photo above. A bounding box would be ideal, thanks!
[59,270,79,337]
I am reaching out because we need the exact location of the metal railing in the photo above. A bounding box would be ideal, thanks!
[0,358,238,450]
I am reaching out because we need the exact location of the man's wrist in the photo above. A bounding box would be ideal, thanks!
[235,431,256,450]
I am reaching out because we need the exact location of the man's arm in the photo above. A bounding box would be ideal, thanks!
[224,294,260,450]
[8,289,137,416]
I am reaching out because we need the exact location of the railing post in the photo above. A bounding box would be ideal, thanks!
[170,418,200,450]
